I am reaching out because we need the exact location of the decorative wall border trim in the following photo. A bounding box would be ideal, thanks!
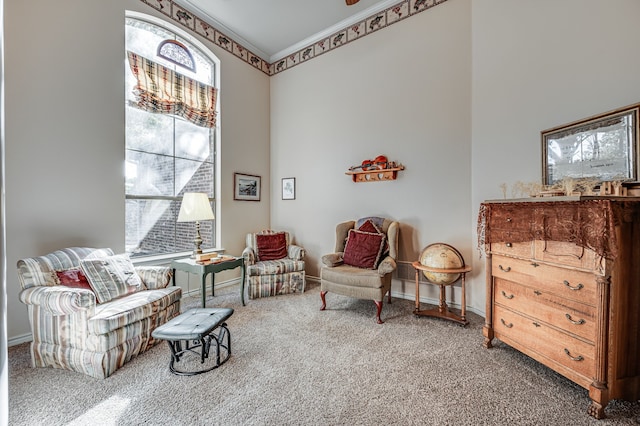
[139,0,448,76]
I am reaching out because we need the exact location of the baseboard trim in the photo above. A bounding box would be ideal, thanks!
[307,274,484,318]
[9,333,32,347]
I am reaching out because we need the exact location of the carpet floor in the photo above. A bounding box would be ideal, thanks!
[8,282,640,425]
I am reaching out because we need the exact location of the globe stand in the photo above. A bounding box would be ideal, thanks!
[411,261,471,326]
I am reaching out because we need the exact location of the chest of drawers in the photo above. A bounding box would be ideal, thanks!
[480,198,640,419]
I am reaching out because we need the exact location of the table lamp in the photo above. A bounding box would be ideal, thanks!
[177,192,215,257]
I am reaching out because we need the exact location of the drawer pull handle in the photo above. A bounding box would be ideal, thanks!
[498,265,511,272]
[564,348,584,362]
[506,218,512,222]
[532,322,540,327]
[501,291,514,299]
[505,242,512,248]
[565,314,586,325]
[531,262,539,267]
[563,280,584,291]
[500,318,513,328]
[533,290,542,296]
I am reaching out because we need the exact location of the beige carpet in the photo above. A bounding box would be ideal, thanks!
[8,282,640,425]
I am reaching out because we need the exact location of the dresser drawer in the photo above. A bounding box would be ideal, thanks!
[534,240,601,272]
[494,278,596,342]
[494,305,595,379]
[489,206,533,231]
[492,255,597,305]
[490,241,533,258]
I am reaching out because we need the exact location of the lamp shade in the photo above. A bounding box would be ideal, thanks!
[177,193,215,222]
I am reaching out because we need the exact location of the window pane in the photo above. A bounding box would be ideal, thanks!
[176,158,213,196]
[175,119,212,162]
[126,199,175,256]
[126,151,174,196]
[126,106,174,155]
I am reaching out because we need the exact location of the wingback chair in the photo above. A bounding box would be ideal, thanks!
[320,217,399,324]
[242,230,306,299]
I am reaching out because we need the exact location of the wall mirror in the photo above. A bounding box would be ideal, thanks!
[542,103,640,186]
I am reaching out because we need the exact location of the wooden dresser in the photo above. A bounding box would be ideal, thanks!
[479,198,640,419]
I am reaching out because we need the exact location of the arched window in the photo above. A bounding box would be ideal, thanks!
[125,13,219,258]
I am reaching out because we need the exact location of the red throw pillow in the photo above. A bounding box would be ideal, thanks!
[342,229,386,269]
[358,219,381,234]
[256,232,288,261]
[56,268,94,291]
[358,219,389,258]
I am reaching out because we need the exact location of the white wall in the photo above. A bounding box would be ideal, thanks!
[4,0,270,342]
[470,0,640,313]
[270,0,473,308]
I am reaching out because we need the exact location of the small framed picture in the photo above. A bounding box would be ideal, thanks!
[234,173,261,201]
[282,177,295,200]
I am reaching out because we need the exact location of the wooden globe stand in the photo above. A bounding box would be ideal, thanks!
[411,261,471,326]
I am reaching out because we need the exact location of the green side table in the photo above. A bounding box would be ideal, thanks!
[171,256,246,308]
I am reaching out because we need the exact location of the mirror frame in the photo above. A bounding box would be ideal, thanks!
[541,103,640,186]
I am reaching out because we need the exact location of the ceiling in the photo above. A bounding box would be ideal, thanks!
[173,0,399,62]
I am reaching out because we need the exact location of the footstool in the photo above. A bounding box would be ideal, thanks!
[152,307,234,376]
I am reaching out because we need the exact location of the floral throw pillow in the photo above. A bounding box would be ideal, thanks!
[80,254,145,303]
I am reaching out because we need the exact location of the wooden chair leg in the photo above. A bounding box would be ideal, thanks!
[374,300,384,324]
[320,291,327,311]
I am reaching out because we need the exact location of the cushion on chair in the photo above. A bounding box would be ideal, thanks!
[358,219,382,234]
[342,229,386,269]
[256,232,288,261]
[54,268,94,292]
[80,254,146,304]
[247,259,305,276]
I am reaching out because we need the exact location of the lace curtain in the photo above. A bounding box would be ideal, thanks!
[127,51,218,128]
[477,200,640,261]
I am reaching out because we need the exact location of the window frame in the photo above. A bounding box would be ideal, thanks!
[125,11,221,261]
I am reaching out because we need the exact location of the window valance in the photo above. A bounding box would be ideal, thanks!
[127,51,218,128]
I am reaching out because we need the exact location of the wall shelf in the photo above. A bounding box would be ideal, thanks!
[345,165,404,182]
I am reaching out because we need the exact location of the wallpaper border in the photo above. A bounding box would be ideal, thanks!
[139,0,449,76]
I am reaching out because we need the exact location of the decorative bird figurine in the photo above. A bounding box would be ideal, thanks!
[346,0,360,5]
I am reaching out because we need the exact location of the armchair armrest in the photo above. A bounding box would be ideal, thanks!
[321,253,344,267]
[377,256,397,276]
[242,246,256,265]
[19,286,96,316]
[288,244,305,260]
[135,266,172,289]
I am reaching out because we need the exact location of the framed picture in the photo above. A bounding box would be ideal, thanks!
[542,103,640,186]
[282,177,296,200]
[234,173,261,201]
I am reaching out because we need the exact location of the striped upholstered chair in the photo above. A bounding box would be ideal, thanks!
[17,247,181,378]
[242,230,306,299]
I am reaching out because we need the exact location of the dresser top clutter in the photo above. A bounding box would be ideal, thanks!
[479,196,640,420]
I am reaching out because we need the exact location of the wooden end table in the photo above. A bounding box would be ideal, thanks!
[171,256,246,308]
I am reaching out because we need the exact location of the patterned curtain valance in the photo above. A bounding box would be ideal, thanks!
[127,51,218,128]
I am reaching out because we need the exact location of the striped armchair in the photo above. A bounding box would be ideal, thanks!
[242,230,306,299]
[17,247,181,379]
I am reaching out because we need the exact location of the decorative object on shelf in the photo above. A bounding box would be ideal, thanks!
[177,192,215,257]
[234,173,261,201]
[411,243,470,326]
[282,177,295,200]
[346,155,404,182]
[542,102,640,186]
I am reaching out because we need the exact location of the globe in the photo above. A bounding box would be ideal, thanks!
[419,243,465,285]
